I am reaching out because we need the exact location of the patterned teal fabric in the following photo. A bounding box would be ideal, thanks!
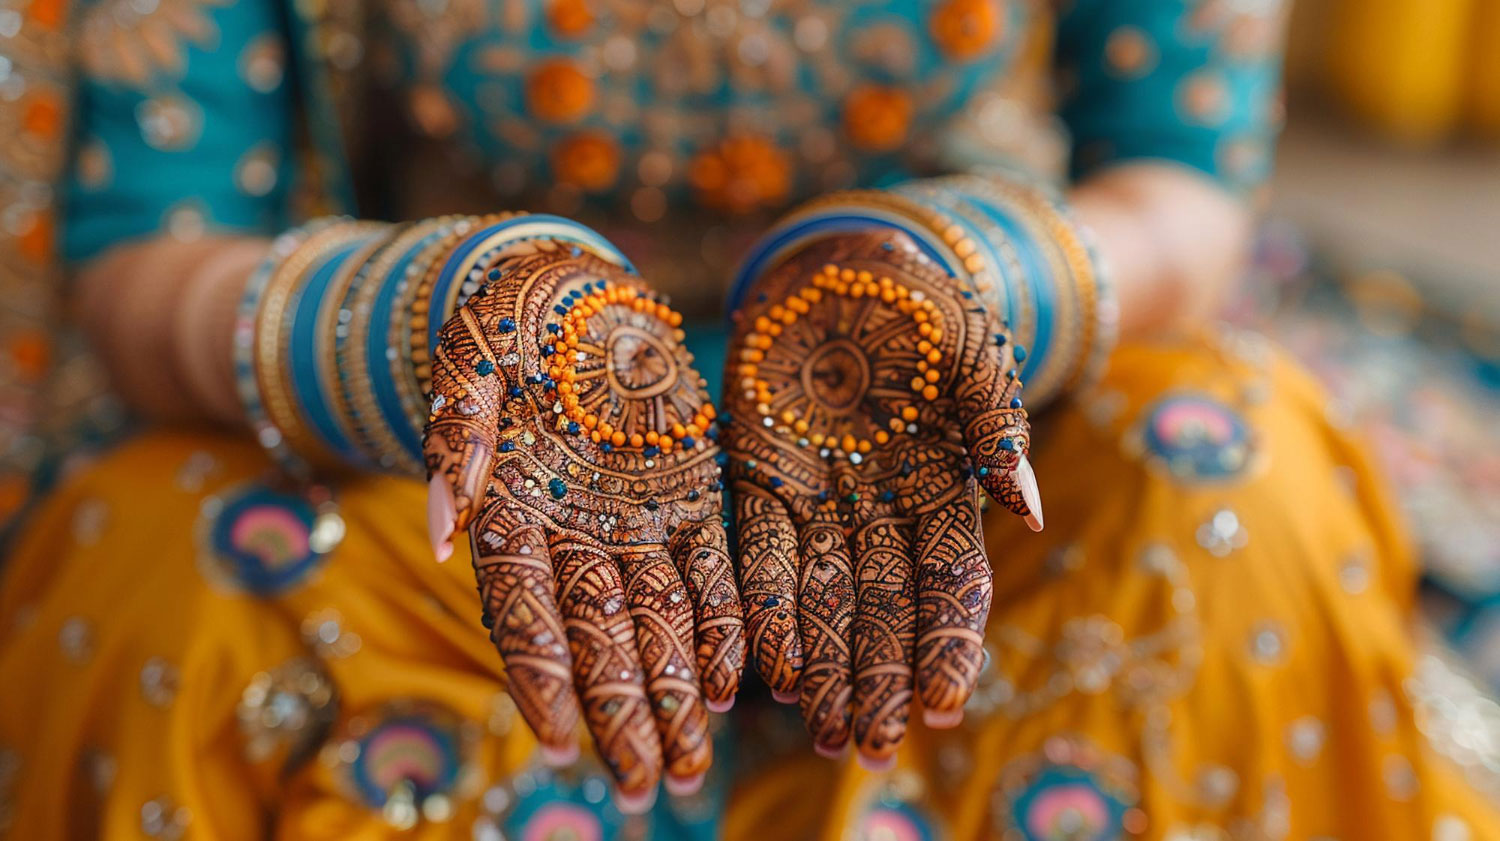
[60,0,1287,266]
[1056,0,1286,193]
[62,0,297,262]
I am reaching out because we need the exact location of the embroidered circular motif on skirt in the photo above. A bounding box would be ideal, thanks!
[1127,392,1255,482]
[994,737,1143,841]
[349,712,465,808]
[852,769,945,841]
[482,764,621,841]
[195,482,344,595]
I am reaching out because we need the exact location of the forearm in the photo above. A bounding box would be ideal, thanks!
[75,235,266,426]
[1068,163,1254,341]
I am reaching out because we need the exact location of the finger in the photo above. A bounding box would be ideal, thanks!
[551,539,663,806]
[424,304,506,553]
[796,515,856,753]
[732,482,803,695]
[668,517,745,711]
[849,516,917,765]
[996,453,1044,532]
[617,546,712,782]
[470,511,581,755]
[912,501,992,724]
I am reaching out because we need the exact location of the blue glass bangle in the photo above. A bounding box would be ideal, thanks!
[370,227,449,464]
[891,180,1021,337]
[955,191,1055,385]
[287,237,372,464]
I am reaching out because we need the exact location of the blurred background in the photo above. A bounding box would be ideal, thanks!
[1247,0,1500,688]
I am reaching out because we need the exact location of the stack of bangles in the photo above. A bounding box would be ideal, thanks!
[729,171,1118,408]
[233,212,632,478]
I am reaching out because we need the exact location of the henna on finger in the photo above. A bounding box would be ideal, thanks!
[794,512,857,752]
[666,518,746,708]
[912,501,992,717]
[616,546,711,780]
[730,482,804,694]
[470,512,581,751]
[849,516,917,760]
[552,540,663,796]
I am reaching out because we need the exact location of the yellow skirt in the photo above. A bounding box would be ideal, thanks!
[3,329,1497,840]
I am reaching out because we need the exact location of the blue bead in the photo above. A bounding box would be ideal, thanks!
[879,490,895,503]
[528,373,545,384]
[762,595,780,608]
[1009,397,1023,409]
[644,446,660,457]
[547,323,561,333]
[769,477,783,488]
[509,386,524,398]
[993,333,1007,346]
[817,490,830,501]
[570,246,582,257]
[487,268,501,281]
[999,438,1015,451]
[687,489,700,501]
[1012,345,1027,362]
[680,436,695,448]
[554,304,569,315]
[541,345,554,356]
[977,466,990,476]
[548,478,568,499]
[601,443,614,453]
[499,441,515,453]
[498,318,516,333]
[475,359,495,376]
[881,241,894,251]
[567,422,580,434]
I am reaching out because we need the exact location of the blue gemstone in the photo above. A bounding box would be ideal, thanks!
[816,490,830,501]
[881,242,894,251]
[1009,397,1023,409]
[542,378,556,390]
[570,246,582,257]
[509,386,524,398]
[498,318,516,333]
[879,490,895,503]
[977,466,990,477]
[475,359,495,376]
[762,595,780,608]
[567,422,580,434]
[1012,345,1027,362]
[687,489,700,501]
[680,436,695,448]
[999,438,1015,451]
[644,446,661,457]
[601,443,614,453]
[547,323,561,334]
[554,304,569,315]
[769,477,784,488]
[487,268,501,281]
[499,441,515,453]
[548,478,568,499]
[541,345,555,357]
[993,333,1007,346]
[962,290,973,299]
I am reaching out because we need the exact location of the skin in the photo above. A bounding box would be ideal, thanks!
[72,163,1251,783]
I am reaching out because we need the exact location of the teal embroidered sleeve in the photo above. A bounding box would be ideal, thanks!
[62,0,297,264]
[1054,0,1288,194]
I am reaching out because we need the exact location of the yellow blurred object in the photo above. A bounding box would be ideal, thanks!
[1470,0,1500,136]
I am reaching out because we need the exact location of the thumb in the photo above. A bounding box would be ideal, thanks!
[423,296,507,558]
[955,337,1043,532]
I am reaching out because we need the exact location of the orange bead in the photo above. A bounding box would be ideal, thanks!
[629,433,644,448]
[901,407,919,422]
[922,385,939,401]
[611,431,627,447]
[875,430,891,445]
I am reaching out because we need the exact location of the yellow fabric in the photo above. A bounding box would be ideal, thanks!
[1315,0,1500,143]
[4,332,1499,840]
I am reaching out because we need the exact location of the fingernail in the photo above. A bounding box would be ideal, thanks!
[705,696,735,714]
[427,474,457,560]
[613,786,658,816]
[771,689,798,705]
[539,742,579,767]
[665,772,706,798]
[813,742,849,760]
[922,708,964,729]
[1016,455,1044,532]
[856,751,897,773]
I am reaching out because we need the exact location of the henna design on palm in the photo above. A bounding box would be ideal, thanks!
[424,242,744,804]
[723,231,1040,766]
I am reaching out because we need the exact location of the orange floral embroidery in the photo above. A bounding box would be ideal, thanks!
[551,132,621,191]
[842,85,912,152]
[546,0,594,38]
[688,135,792,214]
[21,94,62,140]
[930,0,1001,61]
[525,60,595,124]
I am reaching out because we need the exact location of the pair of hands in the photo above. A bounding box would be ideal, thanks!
[424,232,1039,810]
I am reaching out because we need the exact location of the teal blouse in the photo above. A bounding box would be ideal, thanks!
[61,0,1286,264]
